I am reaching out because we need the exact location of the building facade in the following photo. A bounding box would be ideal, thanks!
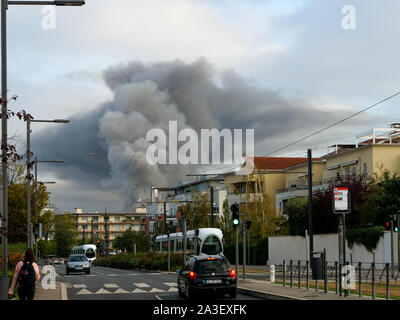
[72,208,146,243]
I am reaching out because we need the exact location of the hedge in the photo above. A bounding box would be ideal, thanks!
[92,252,186,271]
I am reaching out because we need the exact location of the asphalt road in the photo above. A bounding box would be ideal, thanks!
[54,265,261,300]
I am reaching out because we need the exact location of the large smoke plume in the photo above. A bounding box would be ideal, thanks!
[32,58,376,210]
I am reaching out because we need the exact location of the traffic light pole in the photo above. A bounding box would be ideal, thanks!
[397,212,400,271]
[235,225,239,285]
[242,222,246,279]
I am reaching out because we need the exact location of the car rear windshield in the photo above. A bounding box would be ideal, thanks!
[196,259,230,273]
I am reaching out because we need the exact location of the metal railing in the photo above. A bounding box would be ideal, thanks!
[274,260,397,300]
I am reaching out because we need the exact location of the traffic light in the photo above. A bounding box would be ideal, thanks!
[246,220,251,230]
[385,221,391,231]
[230,204,239,229]
[394,215,399,232]
[96,239,101,247]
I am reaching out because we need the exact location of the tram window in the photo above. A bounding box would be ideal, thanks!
[201,236,222,255]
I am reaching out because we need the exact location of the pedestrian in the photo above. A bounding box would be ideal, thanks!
[8,248,40,300]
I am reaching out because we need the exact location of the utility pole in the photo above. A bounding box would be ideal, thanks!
[242,221,246,279]
[210,186,214,228]
[397,211,400,271]
[164,201,167,234]
[26,119,32,248]
[104,206,109,252]
[308,149,313,261]
[247,213,250,265]
[34,158,38,255]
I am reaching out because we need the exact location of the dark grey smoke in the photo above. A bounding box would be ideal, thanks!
[31,58,378,210]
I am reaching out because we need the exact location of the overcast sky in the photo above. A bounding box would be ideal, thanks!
[6,0,400,212]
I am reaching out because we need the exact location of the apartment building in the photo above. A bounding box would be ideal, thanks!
[275,124,400,214]
[72,208,146,243]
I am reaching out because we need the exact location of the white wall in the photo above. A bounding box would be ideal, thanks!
[268,232,395,268]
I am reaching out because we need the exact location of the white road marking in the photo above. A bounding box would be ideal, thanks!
[76,288,93,295]
[61,282,68,300]
[104,283,118,288]
[113,288,129,294]
[95,288,113,294]
[149,288,166,293]
[164,282,177,287]
[132,288,147,293]
[134,283,150,288]
[155,295,162,300]
[73,284,87,288]
[168,287,178,292]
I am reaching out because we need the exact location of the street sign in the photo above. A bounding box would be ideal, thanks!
[333,187,351,214]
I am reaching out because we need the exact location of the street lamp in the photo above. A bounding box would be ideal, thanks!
[26,118,69,248]
[1,0,84,300]
[33,158,62,259]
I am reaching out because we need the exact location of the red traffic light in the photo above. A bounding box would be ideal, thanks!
[385,221,391,230]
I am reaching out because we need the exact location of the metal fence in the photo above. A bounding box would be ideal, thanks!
[272,260,400,300]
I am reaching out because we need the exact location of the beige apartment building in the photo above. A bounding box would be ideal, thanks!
[72,208,146,242]
[275,125,400,214]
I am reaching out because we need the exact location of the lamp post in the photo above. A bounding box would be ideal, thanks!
[27,119,69,248]
[1,0,84,300]
[34,158,62,258]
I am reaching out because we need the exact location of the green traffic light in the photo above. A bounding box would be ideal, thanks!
[233,218,239,225]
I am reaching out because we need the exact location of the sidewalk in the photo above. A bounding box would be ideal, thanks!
[237,279,382,300]
[34,281,63,300]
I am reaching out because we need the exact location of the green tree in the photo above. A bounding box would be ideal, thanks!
[54,214,77,257]
[284,198,308,236]
[7,165,49,243]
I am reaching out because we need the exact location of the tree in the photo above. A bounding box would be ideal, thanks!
[6,162,49,243]
[39,209,56,242]
[112,229,149,253]
[54,214,77,257]
[368,169,400,225]
[284,198,308,236]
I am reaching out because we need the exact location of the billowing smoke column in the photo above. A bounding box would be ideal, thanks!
[32,58,371,210]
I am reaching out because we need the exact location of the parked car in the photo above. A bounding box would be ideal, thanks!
[51,257,62,265]
[66,254,90,275]
[177,254,237,299]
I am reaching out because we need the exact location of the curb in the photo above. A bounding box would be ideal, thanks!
[237,286,305,300]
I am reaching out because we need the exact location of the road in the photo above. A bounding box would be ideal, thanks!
[54,265,261,300]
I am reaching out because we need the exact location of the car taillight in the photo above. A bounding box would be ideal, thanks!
[189,271,197,280]
[229,269,236,278]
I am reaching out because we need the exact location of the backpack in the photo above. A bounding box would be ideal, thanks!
[18,261,36,289]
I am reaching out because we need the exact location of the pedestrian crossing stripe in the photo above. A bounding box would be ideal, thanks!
[168,287,178,292]
[113,288,129,294]
[104,283,119,288]
[76,289,93,295]
[134,283,150,288]
[132,288,147,293]
[73,284,87,288]
[95,288,112,294]
[164,282,177,287]
[149,288,165,293]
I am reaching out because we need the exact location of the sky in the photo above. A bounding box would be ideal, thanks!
[4,0,400,213]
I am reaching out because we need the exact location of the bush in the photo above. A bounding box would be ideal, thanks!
[93,252,184,271]
[346,226,385,252]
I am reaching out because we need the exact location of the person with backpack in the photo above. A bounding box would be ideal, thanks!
[8,248,40,300]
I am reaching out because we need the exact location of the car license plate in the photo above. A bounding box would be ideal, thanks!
[205,279,222,284]
[75,267,83,270]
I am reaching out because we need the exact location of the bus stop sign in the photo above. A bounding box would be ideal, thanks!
[333,187,350,214]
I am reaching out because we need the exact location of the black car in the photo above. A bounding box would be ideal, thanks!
[177,254,237,299]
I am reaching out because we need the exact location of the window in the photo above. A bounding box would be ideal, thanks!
[92,216,99,223]
[195,259,230,273]
[93,224,99,231]
[345,168,350,178]
[363,163,368,178]
[352,167,356,176]
[80,216,88,222]
[114,224,121,231]
[114,216,121,222]
[201,236,222,255]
